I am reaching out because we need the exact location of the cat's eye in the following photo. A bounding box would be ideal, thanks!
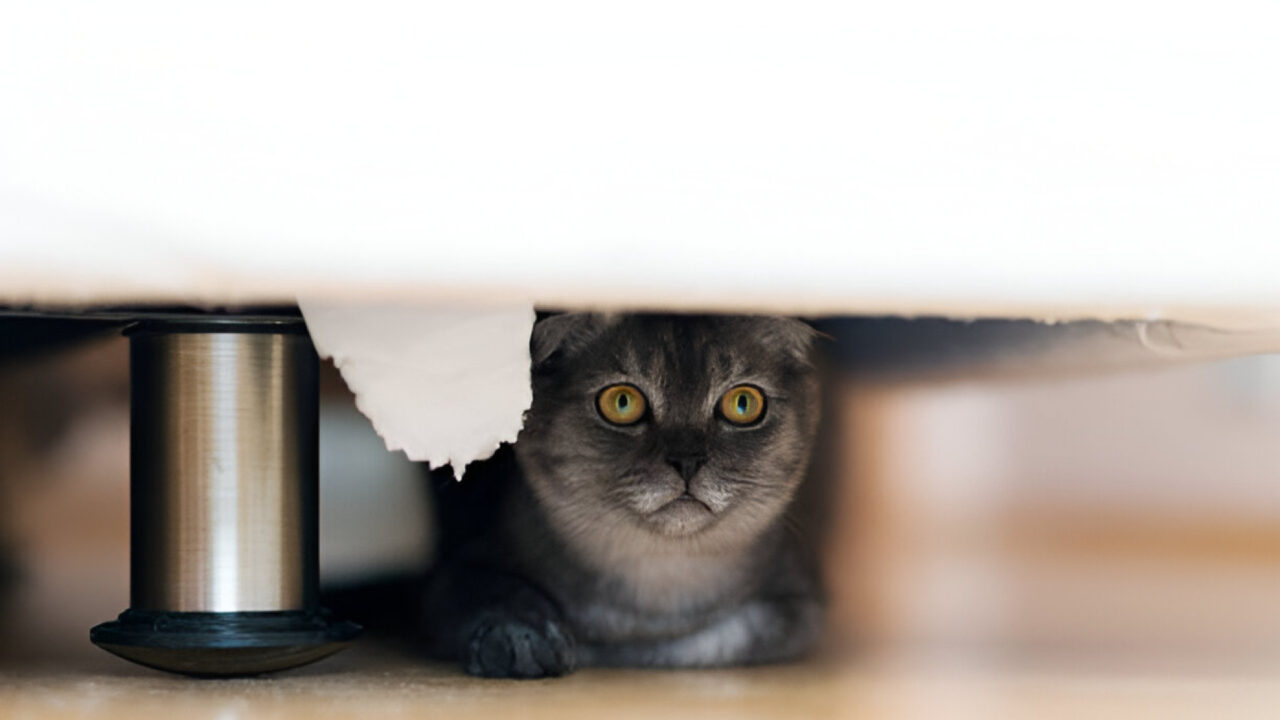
[720,385,766,425]
[597,384,648,425]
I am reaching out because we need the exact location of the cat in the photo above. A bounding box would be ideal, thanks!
[421,313,827,678]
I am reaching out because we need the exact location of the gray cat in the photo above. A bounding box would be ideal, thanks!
[422,313,826,677]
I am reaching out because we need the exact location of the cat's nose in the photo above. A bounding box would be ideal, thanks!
[666,454,707,484]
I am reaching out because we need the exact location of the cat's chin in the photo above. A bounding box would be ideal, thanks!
[644,494,717,537]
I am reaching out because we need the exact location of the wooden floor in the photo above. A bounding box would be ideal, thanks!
[2,641,1278,720]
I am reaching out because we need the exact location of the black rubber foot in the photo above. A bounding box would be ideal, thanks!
[91,609,362,677]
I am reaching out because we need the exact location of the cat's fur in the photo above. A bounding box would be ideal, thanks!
[422,313,826,678]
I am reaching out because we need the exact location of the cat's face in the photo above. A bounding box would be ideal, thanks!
[515,314,821,548]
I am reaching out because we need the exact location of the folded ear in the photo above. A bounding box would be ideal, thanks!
[530,312,613,366]
[753,316,823,366]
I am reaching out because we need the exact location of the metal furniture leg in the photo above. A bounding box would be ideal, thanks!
[91,317,359,676]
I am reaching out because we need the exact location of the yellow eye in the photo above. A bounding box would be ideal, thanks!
[720,385,765,425]
[597,384,647,425]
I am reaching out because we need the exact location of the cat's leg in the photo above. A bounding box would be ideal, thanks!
[581,595,822,668]
[423,564,577,678]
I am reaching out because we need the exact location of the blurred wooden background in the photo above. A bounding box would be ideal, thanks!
[2,323,1278,717]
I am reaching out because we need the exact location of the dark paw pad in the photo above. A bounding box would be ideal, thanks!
[465,616,576,678]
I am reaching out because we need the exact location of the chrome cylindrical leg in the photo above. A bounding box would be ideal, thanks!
[91,319,359,676]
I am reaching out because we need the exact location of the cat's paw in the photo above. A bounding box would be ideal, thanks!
[465,615,576,678]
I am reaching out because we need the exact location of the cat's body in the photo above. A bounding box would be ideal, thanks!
[423,314,826,677]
